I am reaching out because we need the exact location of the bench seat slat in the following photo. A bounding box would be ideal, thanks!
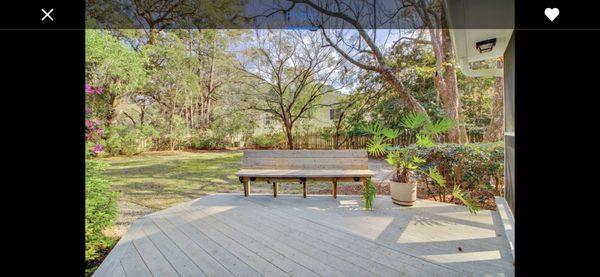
[237,169,374,178]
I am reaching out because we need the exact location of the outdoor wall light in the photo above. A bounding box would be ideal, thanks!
[475,38,497,53]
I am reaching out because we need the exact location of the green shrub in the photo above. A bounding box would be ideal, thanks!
[85,159,119,265]
[405,142,504,194]
[191,129,229,149]
[104,125,157,156]
[250,133,284,149]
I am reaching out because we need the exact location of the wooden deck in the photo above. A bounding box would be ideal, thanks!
[94,194,514,276]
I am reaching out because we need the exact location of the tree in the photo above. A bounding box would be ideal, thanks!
[254,0,467,143]
[249,0,428,115]
[85,29,147,125]
[191,30,245,129]
[484,59,504,142]
[402,0,467,143]
[241,30,345,149]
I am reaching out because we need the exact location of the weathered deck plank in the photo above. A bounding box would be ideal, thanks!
[141,220,205,276]
[206,203,404,276]
[132,219,180,276]
[151,216,235,277]
[163,210,262,277]
[242,196,513,275]
[177,206,291,276]
[120,244,152,276]
[184,206,330,277]
[96,194,514,277]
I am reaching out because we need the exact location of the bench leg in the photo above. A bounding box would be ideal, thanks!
[243,179,249,197]
[273,182,277,197]
[332,179,337,199]
[302,181,307,198]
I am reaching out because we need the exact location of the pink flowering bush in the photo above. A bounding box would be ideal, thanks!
[85,84,104,95]
[85,82,118,272]
[85,84,106,157]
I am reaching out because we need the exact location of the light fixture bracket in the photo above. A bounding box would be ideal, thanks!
[475,38,497,53]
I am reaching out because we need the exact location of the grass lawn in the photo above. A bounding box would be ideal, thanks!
[104,150,244,210]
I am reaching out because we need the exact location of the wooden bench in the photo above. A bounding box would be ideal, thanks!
[236,150,374,198]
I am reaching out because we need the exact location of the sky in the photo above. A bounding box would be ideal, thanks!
[225,28,416,94]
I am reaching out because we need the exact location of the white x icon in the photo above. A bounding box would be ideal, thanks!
[41,8,54,22]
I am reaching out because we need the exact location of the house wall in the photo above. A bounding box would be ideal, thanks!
[503,33,515,214]
[253,92,345,136]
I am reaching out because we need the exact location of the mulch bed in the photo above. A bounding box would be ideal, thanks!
[315,181,497,210]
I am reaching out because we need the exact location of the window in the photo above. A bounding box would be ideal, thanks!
[329,109,335,120]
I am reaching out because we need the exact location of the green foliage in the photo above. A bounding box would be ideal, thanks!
[452,185,481,214]
[458,72,496,135]
[365,112,452,183]
[365,113,483,213]
[85,29,147,95]
[400,112,429,130]
[164,115,194,150]
[85,159,119,263]
[427,167,446,187]
[415,134,435,147]
[104,125,157,156]
[191,129,229,150]
[250,133,285,149]
[406,142,504,191]
[362,178,377,210]
[425,117,455,136]
[366,135,390,156]
[402,142,504,213]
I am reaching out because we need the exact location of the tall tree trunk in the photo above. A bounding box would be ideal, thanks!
[203,38,217,127]
[283,120,294,150]
[484,60,505,141]
[140,100,146,125]
[189,94,194,129]
[429,28,464,143]
[457,98,469,143]
[107,92,123,126]
[169,101,175,151]
[205,96,212,126]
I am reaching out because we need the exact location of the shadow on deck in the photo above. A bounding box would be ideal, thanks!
[94,194,514,276]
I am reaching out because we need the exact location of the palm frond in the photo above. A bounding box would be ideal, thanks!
[416,134,435,147]
[361,123,385,136]
[385,151,400,166]
[381,127,401,140]
[362,178,377,210]
[400,112,428,130]
[412,156,426,164]
[427,167,446,187]
[425,117,455,136]
[452,185,480,214]
[366,135,390,156]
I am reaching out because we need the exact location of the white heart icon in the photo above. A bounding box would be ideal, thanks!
[545,8,559,21]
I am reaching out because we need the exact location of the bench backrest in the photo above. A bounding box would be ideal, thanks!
[241,150,369,170]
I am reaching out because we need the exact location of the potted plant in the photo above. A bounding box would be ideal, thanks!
[364,112,453,206]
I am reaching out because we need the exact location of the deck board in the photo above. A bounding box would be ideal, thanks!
[120,244,151,276]
[131,219,180,276]
[95,194,514,277]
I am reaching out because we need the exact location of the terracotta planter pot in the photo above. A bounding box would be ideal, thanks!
[390,180,417,206]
